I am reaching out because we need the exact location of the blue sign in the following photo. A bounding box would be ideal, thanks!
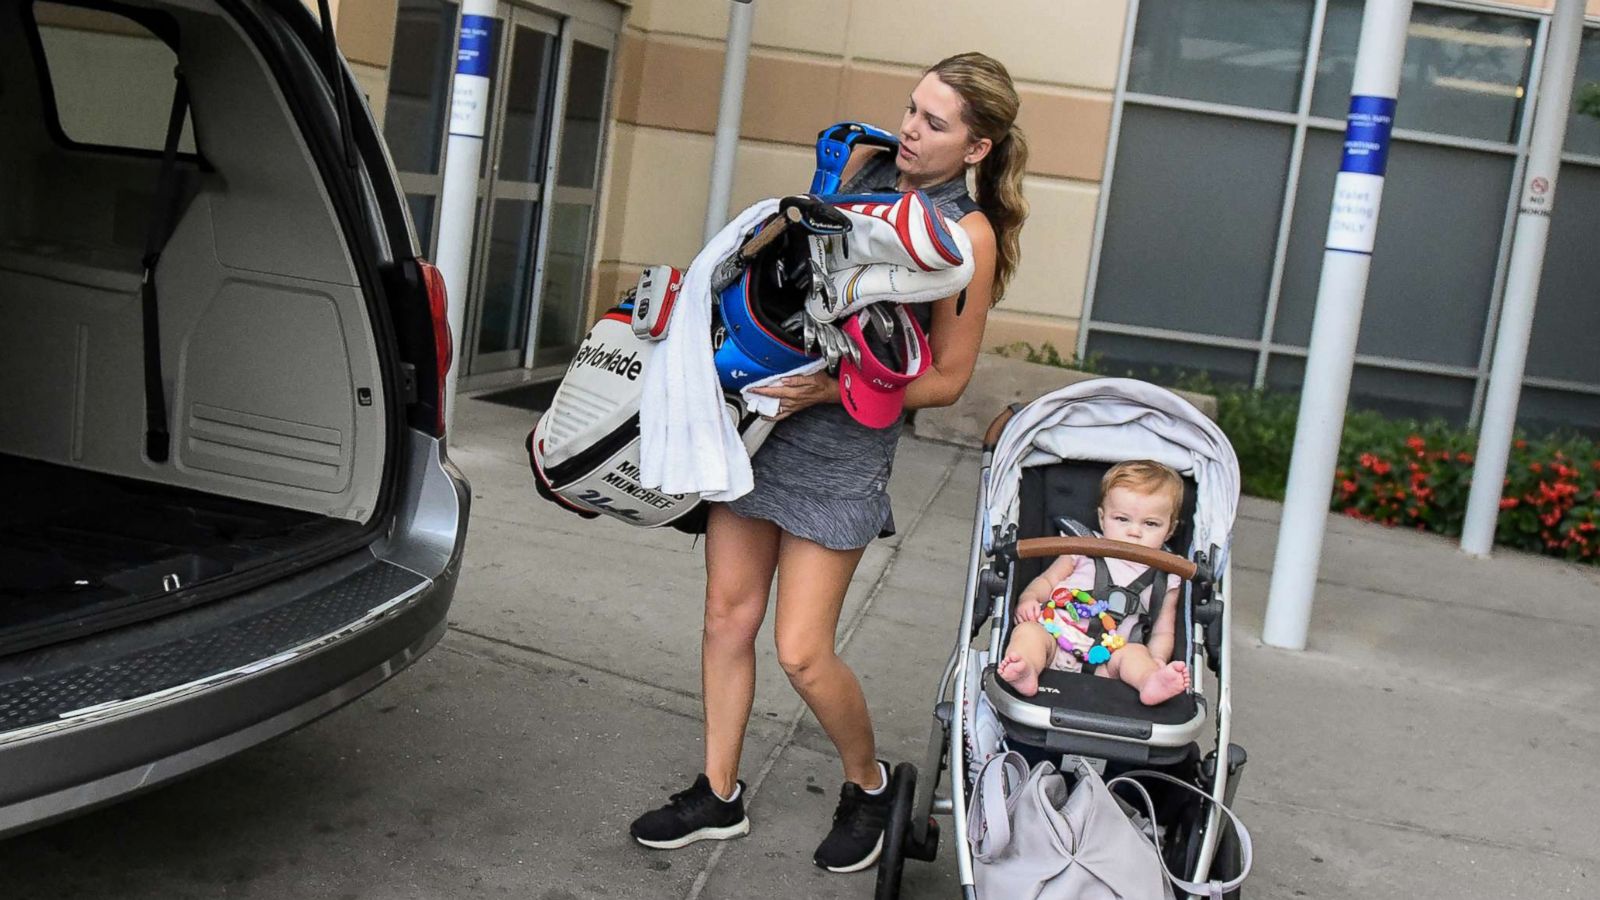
[457,15,496,77]
[1340,95,1396,177]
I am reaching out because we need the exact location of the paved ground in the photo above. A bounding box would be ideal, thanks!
[3,395,1597,899]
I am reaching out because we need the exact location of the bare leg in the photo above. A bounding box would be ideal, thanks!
[702,504,781,797]
[1103,643,1190,706]
[996,623,1057,697]
[771,532,881,789]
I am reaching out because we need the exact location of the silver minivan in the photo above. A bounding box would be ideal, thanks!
[0,0,469,835]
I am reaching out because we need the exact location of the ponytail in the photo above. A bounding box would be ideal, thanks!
[975,125,1028,303]
[924,52,1029,305]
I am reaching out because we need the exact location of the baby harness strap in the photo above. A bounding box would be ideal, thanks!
[1092,560,1166,643]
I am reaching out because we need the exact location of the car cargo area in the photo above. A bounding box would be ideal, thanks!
[0,454,364,654]
[0,0,392,650]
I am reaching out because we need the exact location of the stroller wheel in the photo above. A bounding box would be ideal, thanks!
[1177,802,1243,900]
[1208,818,1245,900]
[873,763,918,900]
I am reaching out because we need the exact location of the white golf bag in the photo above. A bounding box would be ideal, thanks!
[527,266,773,530]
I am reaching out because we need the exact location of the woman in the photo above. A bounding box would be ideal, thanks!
[630,51,1029,874]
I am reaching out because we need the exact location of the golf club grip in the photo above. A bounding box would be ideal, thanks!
[1014,537,1199,580]
[738,205,802,259]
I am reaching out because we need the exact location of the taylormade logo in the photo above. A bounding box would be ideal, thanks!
[572,343,643,381]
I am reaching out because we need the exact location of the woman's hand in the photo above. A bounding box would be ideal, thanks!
[747,371,840,421]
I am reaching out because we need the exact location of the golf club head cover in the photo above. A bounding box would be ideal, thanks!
[778,194,853,236]
[803,192,974,323]
[825,190,968,274]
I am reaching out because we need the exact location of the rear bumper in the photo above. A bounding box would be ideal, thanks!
[0,560,454,838]
[0,432,470,838]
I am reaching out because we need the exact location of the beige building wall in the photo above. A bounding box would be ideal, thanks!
[316,0,1600,368]
[300,0,399,125]
[596,0,1129,357]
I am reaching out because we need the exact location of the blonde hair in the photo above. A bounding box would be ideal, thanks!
[924,52,1029,304]
[1100,461,1185,521]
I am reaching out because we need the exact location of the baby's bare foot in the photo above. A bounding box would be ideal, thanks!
[997,653,1040,697]
[1139,661,1190,706]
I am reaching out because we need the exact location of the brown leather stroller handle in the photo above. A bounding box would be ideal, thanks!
[1013,536,1199,580]
[982,406,1015,450]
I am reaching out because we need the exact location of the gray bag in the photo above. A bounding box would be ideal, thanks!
[966,751,1251,900]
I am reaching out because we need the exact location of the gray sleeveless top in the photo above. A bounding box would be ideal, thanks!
[725,153,981,549]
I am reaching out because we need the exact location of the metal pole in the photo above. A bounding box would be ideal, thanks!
[1262,0,1412,651]
[703,0,755,243]
[1461,0,1587,557]
[434,0,498,437]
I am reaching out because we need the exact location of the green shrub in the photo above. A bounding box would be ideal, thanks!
[991,341,1102,372]
[1335,431,1600,562]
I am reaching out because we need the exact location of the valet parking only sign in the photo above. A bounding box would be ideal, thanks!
[449,16,496,139]
[1326,95,1396,255]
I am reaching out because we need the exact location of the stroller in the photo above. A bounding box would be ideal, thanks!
[873,378,1249,899]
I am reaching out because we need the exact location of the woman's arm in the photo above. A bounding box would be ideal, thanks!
[903,211,997,411]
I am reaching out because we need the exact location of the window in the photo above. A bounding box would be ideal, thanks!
[1312,1,1535,144]
[1127,0,1315,112]
[1090,1,1595,433]
[31,1,194,154]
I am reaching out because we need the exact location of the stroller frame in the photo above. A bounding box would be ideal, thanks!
[876,402,1246,900]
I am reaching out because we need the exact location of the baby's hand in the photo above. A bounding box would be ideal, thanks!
[1014,596,1042,624]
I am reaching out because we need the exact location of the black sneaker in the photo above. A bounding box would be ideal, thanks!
[630,774,750,849]
[813,763,892,873]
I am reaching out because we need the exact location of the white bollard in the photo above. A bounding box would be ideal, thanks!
[1461,0,1588,557]
[1262,1,1413,651]
[433,0,498,438]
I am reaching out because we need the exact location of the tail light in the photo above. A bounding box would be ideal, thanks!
[418,259,452,437]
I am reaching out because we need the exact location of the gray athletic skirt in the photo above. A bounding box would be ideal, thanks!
[725,403,902,550]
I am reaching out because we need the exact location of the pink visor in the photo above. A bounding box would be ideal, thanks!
[838,305,931,429]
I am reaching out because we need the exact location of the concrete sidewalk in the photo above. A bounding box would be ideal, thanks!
[3,395,1595,899]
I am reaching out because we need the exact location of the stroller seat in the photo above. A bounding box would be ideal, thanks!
[982,459,1209,765]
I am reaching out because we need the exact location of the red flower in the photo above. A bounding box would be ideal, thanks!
[1515,439,1528,450]
[1500,497,1520,509]
[1456,452,1474,464]
[1373,459,1392,475]
[1341,479,1358,494]
[1530,462,1543,474]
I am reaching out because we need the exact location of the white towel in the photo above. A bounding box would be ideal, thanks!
[638,199,778,501]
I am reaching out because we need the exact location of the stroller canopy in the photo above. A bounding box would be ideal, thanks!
[986,378,1241,570]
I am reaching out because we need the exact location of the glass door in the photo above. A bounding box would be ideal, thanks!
[381,0,460,258]
[528,25,615,368]
[464,6,561,375]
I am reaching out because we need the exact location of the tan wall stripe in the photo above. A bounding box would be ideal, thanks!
[334,0,399,68]
[982,310,1080,359]
[615,34,1113,184]
[740,54,845,146]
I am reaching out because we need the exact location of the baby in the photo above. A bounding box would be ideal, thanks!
[997,460,1192,706]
